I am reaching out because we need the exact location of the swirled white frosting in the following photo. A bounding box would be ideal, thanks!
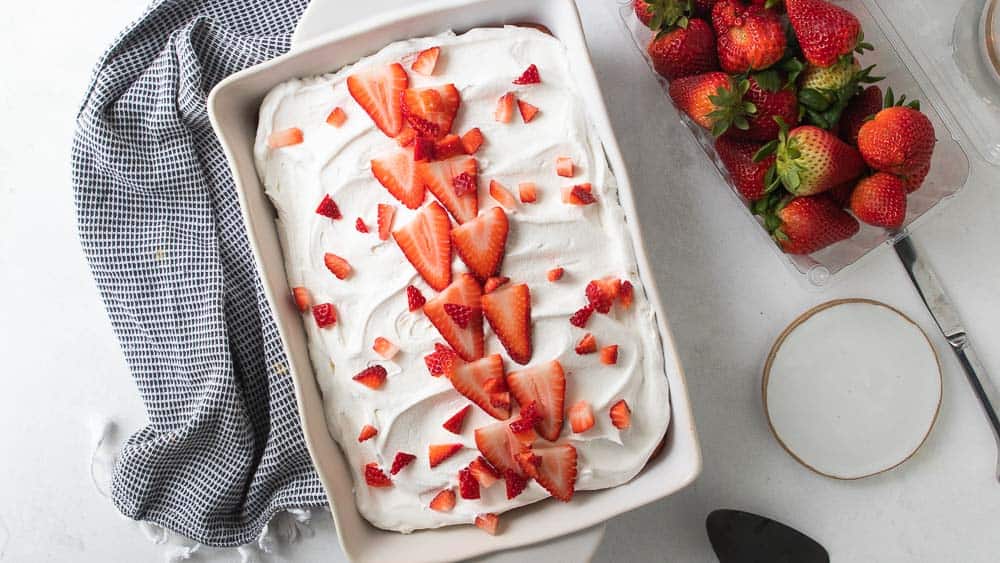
[254,26,670,533]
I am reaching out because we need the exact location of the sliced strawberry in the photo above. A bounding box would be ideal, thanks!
[315,194,342,219]
[364,462,392,487]
[488,180,518,209]
[513,64,541,85]
[569,303,594,328]
[504,469,528,499]
[451,207,508,281]
[377,204,395,241]
[424,274,484,361]
[418,157,479,224]
[393,201,452,291]
[452,171,477,197]
[469,456,501,488]
[506,360,566,441]
[355,217,369,233]
[313,303,337,328]
[495,92,516,123]
[556,156,574,178]
[424,343,457,377]
[547,267,564,282]
[475,513,500,535]
[357,424,378,442]
[562,183,595,205]
[458,467,480,499]
[483,377,507,393]
[586,277,621,313]
[569,401,595,433]
[461,128,484,154]
[508,400,541,433]
[475,420,533,477]
[443,405,472,434]
[390,451,416,475]
[518,182,537,203]
[413,137,436,162]
[435,134,465,160]
[347,63,408,137]
[447,354,508,419]
[444,303,474,328]
[524,444,576,501]
[620,280,634,309]
[483,276,509,294]
[411,46,440,76]
[428,443,463,468]
[326,107,347,127]
[482,283,532,365]
[353,365,387,389]
[402,84,461,139]
[429,488,455,512]
[371,150,424,209]
[373,337,399,360]
[517,99,539,123]
[610,399,631,429]
[268,127,303,149]
[292,287,311,312]
[324,252,352,280]
[575,333,597,355]
[600,344,619,365]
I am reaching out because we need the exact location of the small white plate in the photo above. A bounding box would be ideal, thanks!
[763,299,942,480]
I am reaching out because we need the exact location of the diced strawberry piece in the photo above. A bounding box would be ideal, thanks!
[424,343,457,377]
[483,276,509,294]
[406,285,426,311]
[452,171,477,196]
[347,63,408,137]
[513,64,541,85]
[458,467,480,499]
[447,354,508,419]
[267,127,303,149]
[411,46,440,76]
[326,107,347,127]
[475,420,533,477]
[371,149,424,209]
[508,400,541,433]
[313,303,337,328]
[451,206,508,281]
[324,252,352,280]
[315,194,342,219]
[569,304,595,328]
[482,283,532,365]
[469,456,501,488]
[364,462,392,487]
[574,333,597,355]
[396,127,417,147]
[373,336,399,360]
[353,365,387,389]
[506,360,566,441]
[515,451,541,474]
[461,128,484,154]
[435,134,465,160]
[355,218,369,233]
[390,451,416,475]
[518,182,537,203]
[443,405,472,434]
[620,280,634,309]
[402,84,461,139]
[495,92,516,123]
[413,137,436,162]
[357,424,378,442]
[562,183,595,205]
[444,303,474,328]
[569,401,595,433]
[556,156,574,178]
[610,399,631,429]
[586,277,621,313]
[504,469,528,499]
[524,444,577,501]
[429,488,455,512]
[424,274,484,361]
[547,267,564,282]
[517,99,539,123]
[600,344,619,365]
[428,443,463,468]
[488,180,518,209]
[292,287,311,312]
[393,201,452,291]
[377,204,395,241]
[417,157,479,224]
[475,513,500,535]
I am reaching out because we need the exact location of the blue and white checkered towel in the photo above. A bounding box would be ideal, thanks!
[71,0,327,546]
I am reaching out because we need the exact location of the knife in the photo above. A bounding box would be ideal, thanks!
[706,509,829,563]
[895,236,1000,481]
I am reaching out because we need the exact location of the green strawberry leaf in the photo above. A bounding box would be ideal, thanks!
[779,57,806,87]
[798,88,833,111]
[753,69,782,93]
[753,140,780,162]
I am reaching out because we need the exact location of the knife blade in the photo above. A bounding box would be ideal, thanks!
[706,509,828,563]
[895,236,1000,481]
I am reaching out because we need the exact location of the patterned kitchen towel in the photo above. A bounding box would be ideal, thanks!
[70,0,329,547]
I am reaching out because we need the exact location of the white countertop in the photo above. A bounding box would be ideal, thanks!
[2,1,999,561]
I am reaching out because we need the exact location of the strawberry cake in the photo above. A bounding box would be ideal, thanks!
[254,26,671,533]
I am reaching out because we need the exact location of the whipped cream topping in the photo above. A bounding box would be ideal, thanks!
[254,27,671,533]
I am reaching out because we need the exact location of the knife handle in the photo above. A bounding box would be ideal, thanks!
[951,337,1000,482]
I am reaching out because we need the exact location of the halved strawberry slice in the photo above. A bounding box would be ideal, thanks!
[428,443,463,468]
[474,420,533,477]
[347,63,408,137]
[390,451,416,474]
[429,488,455,512]
[411,46,440,76]
[417,157,479,224]
[353,365,387,389]
[402,84,461,139]
[268,127,303,149]
[425,273,484,361]
[513,64,541,85]
[451,206,508,281]
[482,283,532,365]
[495,92,515,123]
[475,513,499,535]
[292,287,311,312]
[364,462,392,487]
[377,204,395,241]
[373,337,398,360]
[568,401,595,433]
[458,466,480,499]
[442,405,471,434]
[447,354,507,419]
[393,201,452,291]
[518,182,537,203]
[519,444,576,502]
[506,360,565,441]
[469,456,501,488]
[324,252,352,280]
[517,99,539,123]
[574,333,596,355]
[600,344,619,365]
[610,399,631,429]
[483,276,509,294]
[357,424,378,442]
[371,150,424,209]
[488,180,518,209]
[461,128,484,154]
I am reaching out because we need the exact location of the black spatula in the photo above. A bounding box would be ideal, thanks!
[706,509,829,563]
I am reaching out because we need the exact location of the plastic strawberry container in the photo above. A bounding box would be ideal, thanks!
[618,0,973,287]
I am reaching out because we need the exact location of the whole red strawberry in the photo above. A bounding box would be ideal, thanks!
[669,72,756,136]
[761,123,866,195]
[849,172,907,229]
[725,77,798,142]
[857,106,936,176]
[838,85,882,145]
[711,0,744,34]
[786,0,864,67]
[716,4,786,73]
[715,137,776,201]
[767,195,860,254]
[648,18,719,80]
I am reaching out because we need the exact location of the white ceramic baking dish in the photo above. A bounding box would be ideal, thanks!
[207,0,701,560]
